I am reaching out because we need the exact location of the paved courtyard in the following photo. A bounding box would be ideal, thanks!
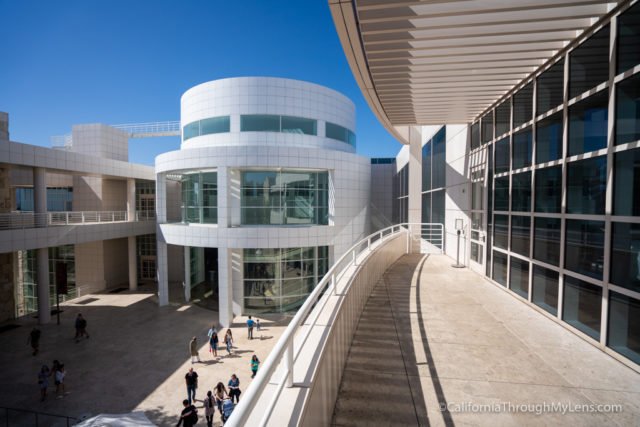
[0,290,286,426]
[333,254,640,426]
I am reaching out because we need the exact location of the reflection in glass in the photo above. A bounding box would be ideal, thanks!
[326,122,356,148]
[422,142,432,192]
[241,115,280,132]
[532,266,559,315]
[569,24,609,98]
[608,291,640,364]
[432,128,446,189]
[568,91,608,156]
[537,59,564,114]
[565,220,605,280]
[615,73,640,146]
[471,122,480,150]
[614,148,640,216]
[496,102,510,136]
[563,275,602,340]
[534,217,561,266]
[610,222,640,293]
[494,177,509,211]
[182,172,217,224]
[281,116,316,135]
[536,113,563,164]
[617,2,640,74]
[482,112,493,144]
[510,216,530,257]
[566,156,606,215]
[510,257,529,298]
[511,172,531,212]
[494,215,509,250]
[495,137,510,174]
[492,251,508,286]
[513,128,532,169]
[513,82,533,127]
[535,166,562,213]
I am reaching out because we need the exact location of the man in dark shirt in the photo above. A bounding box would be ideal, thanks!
[176,399,197,427]
[185,368,198,405]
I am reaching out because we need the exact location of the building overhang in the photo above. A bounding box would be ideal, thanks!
[329,0,622,144]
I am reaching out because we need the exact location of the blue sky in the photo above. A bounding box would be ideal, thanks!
[0,0,400,165]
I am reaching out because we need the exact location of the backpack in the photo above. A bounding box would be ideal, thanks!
[190,405,198,424]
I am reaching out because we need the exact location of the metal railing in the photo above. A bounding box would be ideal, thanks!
[1,406,78,427]
[112,121,180,138]
[227,223,443,427]
[0,210,156,230]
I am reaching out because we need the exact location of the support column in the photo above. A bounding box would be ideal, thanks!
[218,248,233,327]
[157,241,168,306]
[128,236,137,291]
[36,248,51,324]
[34,167,47,227]
[217,167,228,228]
[184,246,191,302]
[407,126,423,253]
[126,178,136,221]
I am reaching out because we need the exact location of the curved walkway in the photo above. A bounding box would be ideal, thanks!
[332,254,640,426]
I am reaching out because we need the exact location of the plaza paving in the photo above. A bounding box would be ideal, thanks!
[332,254,640,426]
[0,290,286,426]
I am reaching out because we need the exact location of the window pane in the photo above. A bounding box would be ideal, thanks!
[482,112,493,143]
[326,122,356,148]
[513,82,533,128]
[617,2,640,74]
[614,148,640,216]
[510,216,530,257]
[534,217,561,266]
[281,116,316,135]
[537,59,565,114]
[513,128,532,169]
[511,172,531,212]
[510,257,529,298]
[495,137,510,174]
[183,121,200,140]
[563,275,602,340]
[494,215,509,250]
[422,142,432,191]
[566,156,606,215]
[569,24,610,99]
[535,166,562,213]
[432,128,446,189]
[431,189,445,225]
[536,113,563,164]
[495,102,510,136]
[494,177,509,211]
[610,222,640,293]
[200,116,230,135]
[565,219,605,280]
[421,193,431,224]
[470,122,480,149]
[471,182,483,211]
[568,91,608,156]
[615,73,640,145]
[608,291,640,364]
[532,266,559,315]
[241,115,280,132]
[492,251,508,286]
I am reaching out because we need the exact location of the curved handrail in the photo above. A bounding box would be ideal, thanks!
[227,222,443,427]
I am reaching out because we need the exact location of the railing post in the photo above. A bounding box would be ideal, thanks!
[82,212,85,223]
[112,212,114,222]
[65,212,69,225]
[406,226,410,254]
[285,341,294,388]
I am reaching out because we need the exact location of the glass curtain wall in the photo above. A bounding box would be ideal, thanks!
[181,172,217,224]
[468,2,640,366]
[243,246,329,313]
[421,127,446,229]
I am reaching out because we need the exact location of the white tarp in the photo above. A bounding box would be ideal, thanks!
[74,411,156,426]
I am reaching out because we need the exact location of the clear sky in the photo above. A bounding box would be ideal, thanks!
[0,0,401,165]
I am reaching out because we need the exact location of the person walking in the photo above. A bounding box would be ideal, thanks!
[55,364,66,398]
[38,365,50,402]
[209,330,219,358]
[189,336,201,363]
[224,329,233,355]
[247,316,255,340]
[204,390,215,427]
[176,399,198,427]
[227,374,241,403]
[251,355,260,378]
[28,327,41,356]
[185,368,198,405]
[256,319,261,332]
[214,382,227,415]
[221,395,235,425]
[75,313,89,342]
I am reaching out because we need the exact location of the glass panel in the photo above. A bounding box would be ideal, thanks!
[614,148,640,216]
[471,242,483,264]
[534,217,561,266]
[510,257,529,298]
[326,122,356,148]
[422,142,431,192]
[610,222,640,293]
[471,181,483,211]
[615,73,640,145]
[511,172,531,212]
[512,128,532,169]
[565,219,605,280]
[513,82,533,127]
[494,215,509,250]
[532,266,559,315]
[431,189,445,225]
[535,166,562,213]
[495,137,510,174]
[495,102,510,137]
[241,115,280,132]
[618,2,640,74]
[482,112,493,144]
[563,275,602,339]
[200,116,230,135]
[536,112,563,164]
[470,122,480,149]
[492,251,508,286]
[569,24,610,99]
[432,128,446,189]
[536,58,564,114]
[471,212,483,231]
[421,193,431,224]
[566,156,606,215]
[607,291,640,364]
[281,116,316,135]
[510,216,530,257]
[183,121,200,141]
[568,90,608,156]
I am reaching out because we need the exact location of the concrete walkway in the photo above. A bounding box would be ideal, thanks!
[332,254,640,426]
[0,290,286,426]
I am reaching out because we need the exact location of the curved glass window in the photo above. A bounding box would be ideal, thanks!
[282,116,317,135]
[241,115,280,132]
[181,172,217,224]
[243,246,329,314]
[182,116,230,141]
[241,170,329,225]
[326,122,356,148]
